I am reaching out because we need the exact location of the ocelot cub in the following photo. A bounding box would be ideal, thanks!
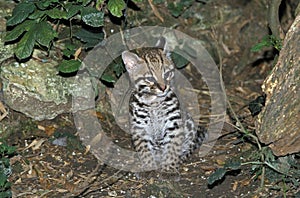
[122,38,206,172]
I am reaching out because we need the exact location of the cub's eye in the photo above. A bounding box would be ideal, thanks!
[145,77,156,82]
[164,71,173,80]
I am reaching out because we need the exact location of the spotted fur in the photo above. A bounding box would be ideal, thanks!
[122,38,205,171]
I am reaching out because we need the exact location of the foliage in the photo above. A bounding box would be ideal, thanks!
[58,59,81,73]
[251,35,282,52]
[207,132,300,194]
[5,0,195,84]
[0,140,16,198]
[74,29,104,48]
[210,62,299,194]
[171,52,189,69]
[250,152,300,191]
[6,1,93,60]
[4,0,140,76]
[208,161,241,185]
[100,57,126,83]
[107,0,126,17]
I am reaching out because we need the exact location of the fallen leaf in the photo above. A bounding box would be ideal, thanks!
[232,180,238,191]
[96,112,105,121]
[0,101,8,121]
[84,145,91,155]
[74,47,82,60]
[216,159,225,166]
[38,124,57,136]
[23,139,46,151]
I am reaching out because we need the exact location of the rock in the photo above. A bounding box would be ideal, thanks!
[0,36,14,64]
[256,14,300,156]
[0,59,94,121]
[0,32,15,65]
[0,1,94,121]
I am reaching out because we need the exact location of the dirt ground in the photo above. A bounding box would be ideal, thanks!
[1,0,300,197]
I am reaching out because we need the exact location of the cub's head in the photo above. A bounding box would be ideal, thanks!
[122,38,174,96]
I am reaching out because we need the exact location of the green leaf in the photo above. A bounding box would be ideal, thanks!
[101,74,116,83]
[35,22,57,47]
[62,43,77,58]
[47,8,68,19]
[11,21,57,59]
[62,49,74,58]
[167,0,193,18]
[251,35,282,52]
[65,43,76,51]
[171,52,189,69]
[65,4,81,19]
[0,146,15,156]
[0,173,7,187]
[15,30,36,59]
[5,20,35,42]
[107,0,126,17]
[181,0,194,7]
[35,1,50,10]
[224,161,241,170]
[113,63,125,77]
[96,0,105,9]
[0,141,15,155]
[6,2,35,26]
[28,10,46,19]
[82,0,93,6]
[167,2,184,17]
[262,147,276,162]
[35,0,59,10]
[58,60,81,73]
[207,168,226,185]
[6,146,16,155]
[269,35,282,51]
[0,159,9,168]
[81,7,104,27]
[251,41,269,52]
[74,29,104,48]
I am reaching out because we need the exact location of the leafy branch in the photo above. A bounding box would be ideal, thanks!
[5,0,103,60]
[251,35,282,52]
[4,0,141,75]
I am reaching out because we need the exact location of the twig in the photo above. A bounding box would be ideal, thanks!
[241,161,292,177]
[148,0,164,22]
[268,0,285,39]
[80,169,125,197]
[73,163,103,196]
[211,27,266,188]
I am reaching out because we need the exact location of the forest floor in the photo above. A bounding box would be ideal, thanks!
[1,0,299,197]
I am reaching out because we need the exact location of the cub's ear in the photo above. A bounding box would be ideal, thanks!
[122,51,142,71]
[155,37,171,57]
[155,37,166,49]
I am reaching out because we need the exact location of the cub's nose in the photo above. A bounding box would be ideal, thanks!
[158,83,166,91]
